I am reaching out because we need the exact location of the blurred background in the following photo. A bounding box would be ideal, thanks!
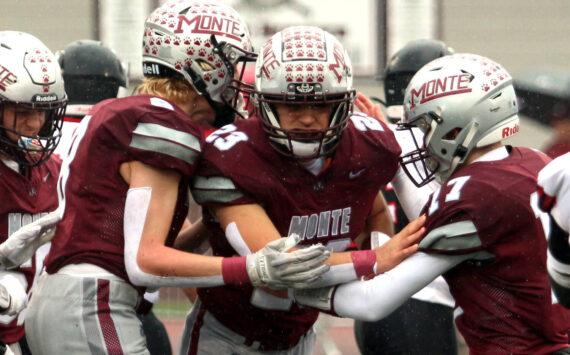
[2,1,569,353]
[3,0,569,150]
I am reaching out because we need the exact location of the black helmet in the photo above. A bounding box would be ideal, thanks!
[383,39,454,112]
[57,40,126,105]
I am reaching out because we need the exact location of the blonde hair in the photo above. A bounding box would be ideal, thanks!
[137,77,196,107]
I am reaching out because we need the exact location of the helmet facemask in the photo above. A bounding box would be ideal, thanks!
[198,36,257,127]
[257,90,354,159]
[0,101,65,167]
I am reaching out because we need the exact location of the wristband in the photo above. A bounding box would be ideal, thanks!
[221,256,249,284]
[351,250,377,277]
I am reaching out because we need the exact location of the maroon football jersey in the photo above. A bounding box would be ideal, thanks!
[0,156,61,344]
[420,146,570,354]
[45,95,204,293]
[192,113,401,350]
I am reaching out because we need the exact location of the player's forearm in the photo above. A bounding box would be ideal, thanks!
[300,250,376,288]
[296,251,465,319]
[333,252,464,320]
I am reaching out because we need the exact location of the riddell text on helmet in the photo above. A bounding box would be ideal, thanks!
[410,73,472,109]
[174,14,242,41]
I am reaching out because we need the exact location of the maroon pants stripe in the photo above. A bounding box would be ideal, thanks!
[187,303,208,355]
[97,279,124,355]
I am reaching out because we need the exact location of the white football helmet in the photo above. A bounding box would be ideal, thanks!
[0,31,67,167]
[252,26,355,159]
[398,53,519,186]
[142,0,256,127]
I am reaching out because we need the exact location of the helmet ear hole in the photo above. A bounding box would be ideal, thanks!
[442,128,462,140]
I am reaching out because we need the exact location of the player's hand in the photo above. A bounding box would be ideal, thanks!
[374,215,426,274]
[355,92,388,125]
[0,274,27,316]
[0,209,61,270]
[246,234,331,289]
[293,286,335,311]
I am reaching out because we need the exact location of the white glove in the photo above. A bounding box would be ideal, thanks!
[294,286,335,311]
[0,209,61,270]
[0,274,27,316]
[246,234,330,289]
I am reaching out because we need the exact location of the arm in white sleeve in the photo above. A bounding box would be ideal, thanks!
[124,187,225,288]
[332,251,467,321]
[0,271,27,316]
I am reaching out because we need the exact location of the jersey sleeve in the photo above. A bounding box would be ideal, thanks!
[190,143,255,207]
[348,113,401,183]
[96,96,204,177]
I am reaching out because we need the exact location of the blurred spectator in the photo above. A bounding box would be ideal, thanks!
[544,102,570,158]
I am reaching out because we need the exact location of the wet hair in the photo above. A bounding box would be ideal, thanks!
[137,77,196,108]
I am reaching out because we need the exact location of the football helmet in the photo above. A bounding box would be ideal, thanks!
[383,39,454,122]
[142,0,256,127]
[252,26,355,159]
[398,53,519,186]
[0,31,66,167]
[57,39,126,105]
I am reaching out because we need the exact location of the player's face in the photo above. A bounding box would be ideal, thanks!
[179,89,217,125]
[274,103,332,131]
[2,104,46,140]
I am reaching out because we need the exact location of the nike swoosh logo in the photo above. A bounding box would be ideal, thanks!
[349,168,366,179]
[43,172,50,182]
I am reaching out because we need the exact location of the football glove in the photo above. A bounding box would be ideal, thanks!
[0,209,60,270]
[246,234,331,289]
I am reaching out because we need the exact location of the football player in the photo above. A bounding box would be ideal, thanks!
[181,26,425,354]
[56,39,172,355]
[54,39,127,158]
[295,53,570,354]
[353,39,458,355]
[0,31,67,355]
[23,2,330,355]
[538,152,570,307]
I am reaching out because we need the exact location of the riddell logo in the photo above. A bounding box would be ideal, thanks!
[502,123,519,138]
[33,94,57,102]
[143,63,161,76]
[410,73,472,109]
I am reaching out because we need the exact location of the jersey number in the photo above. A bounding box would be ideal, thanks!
[206,124,248,151]
[350,113,385,132]
[428,176,471,215]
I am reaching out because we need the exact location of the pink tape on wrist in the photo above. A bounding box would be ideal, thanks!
[221,256,249,284]
[351,250,377,277]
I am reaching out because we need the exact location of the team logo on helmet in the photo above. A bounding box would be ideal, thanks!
[0,65,17,91]
[409,73,473,109]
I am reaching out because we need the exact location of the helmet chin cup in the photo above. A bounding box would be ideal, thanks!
[289,140,321,159]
